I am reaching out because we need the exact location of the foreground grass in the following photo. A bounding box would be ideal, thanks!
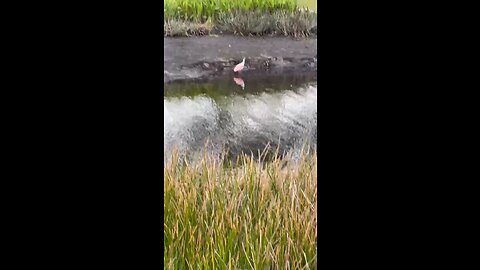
[164,150,317,269]
[164,0,317,37]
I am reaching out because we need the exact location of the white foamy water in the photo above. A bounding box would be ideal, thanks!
[164,84,317,161]
[164,96,220,159]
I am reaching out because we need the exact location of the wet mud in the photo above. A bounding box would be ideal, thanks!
[164,36,317,83]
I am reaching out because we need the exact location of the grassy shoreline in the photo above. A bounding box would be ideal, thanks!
[164,149,317,269]
[164,0,317,37]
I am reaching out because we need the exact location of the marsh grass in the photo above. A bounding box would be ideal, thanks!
[164,0,298,22]
[215,9,316,37]
[164,0,317,37]
[164,19,214,37]
[164,147,317,269]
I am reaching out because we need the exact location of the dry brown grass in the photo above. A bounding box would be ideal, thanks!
[164,148,317,269]
[164,10,316,38]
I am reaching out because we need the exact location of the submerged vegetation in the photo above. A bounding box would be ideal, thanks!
[164,0,317,37]
[164,148,317,269]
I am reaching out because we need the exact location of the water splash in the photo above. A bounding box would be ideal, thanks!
[164,84,317,162]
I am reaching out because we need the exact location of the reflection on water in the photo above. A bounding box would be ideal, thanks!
[233,77,245,90]
[164,77,317,162]
[164,70,317,98]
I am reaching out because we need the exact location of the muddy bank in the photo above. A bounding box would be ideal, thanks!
[164,36,317,83]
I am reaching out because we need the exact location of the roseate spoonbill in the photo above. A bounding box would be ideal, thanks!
[233,57,246,73]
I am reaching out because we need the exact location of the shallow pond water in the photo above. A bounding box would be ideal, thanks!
[164,71,317,162]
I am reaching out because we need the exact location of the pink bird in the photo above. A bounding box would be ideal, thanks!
[233,57,246,73]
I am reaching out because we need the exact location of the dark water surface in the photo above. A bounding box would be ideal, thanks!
[164,71,317,162]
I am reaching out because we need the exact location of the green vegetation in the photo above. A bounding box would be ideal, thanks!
[164,149,317,269]
[297,0,317,11]
[164,0,317,37]
[164,0,297,22]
